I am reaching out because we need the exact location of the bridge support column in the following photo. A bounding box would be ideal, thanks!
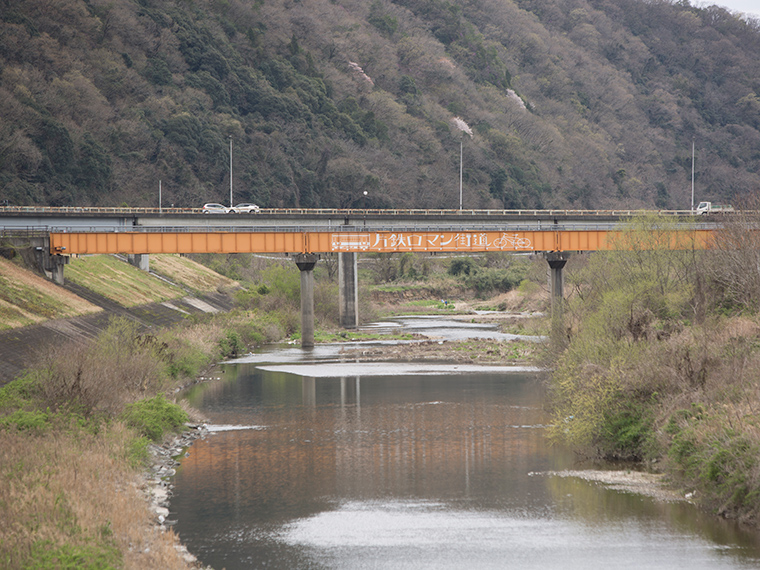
[127,253,150,272]
[295,253,319,349]
[29,237,68,285]
[545,252,571,346]
[338,252,359,329]
[40,253,68,285]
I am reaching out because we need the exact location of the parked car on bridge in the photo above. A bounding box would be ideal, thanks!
[202,203,230,214]
[231,203,260,214]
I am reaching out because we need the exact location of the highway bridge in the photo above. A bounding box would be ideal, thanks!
[0,206,724,347]
[0,205,715,254]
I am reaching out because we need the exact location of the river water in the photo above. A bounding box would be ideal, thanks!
[171,318,760,569]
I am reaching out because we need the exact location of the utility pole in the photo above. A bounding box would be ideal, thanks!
[691,139,695,211]
[229,136,233,208]
[459,138,463,211]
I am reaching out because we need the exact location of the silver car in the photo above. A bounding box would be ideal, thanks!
[202,203,230,214]
[231,203,260,214]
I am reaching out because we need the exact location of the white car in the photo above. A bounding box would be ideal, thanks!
[231,203,260,214]
[202,203,230,214]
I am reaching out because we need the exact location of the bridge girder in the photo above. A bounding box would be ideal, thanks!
[49,229,714,255]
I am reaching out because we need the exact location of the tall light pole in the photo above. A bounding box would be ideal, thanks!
[459,138,463,210]
[452,117,473,211]
[229,135,233,208]
[691,139,695,211]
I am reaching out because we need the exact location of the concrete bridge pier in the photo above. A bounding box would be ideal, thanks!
[545,252,571,345]
[39,250,68,285]
[127,253,150,271]
[27,237,69,285]
[295,253,319,349]
[338,252,359,328]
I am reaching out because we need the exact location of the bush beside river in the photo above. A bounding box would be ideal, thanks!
[547,213,760,526]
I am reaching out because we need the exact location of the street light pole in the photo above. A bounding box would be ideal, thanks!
[691,139,695,211]
[459,138,463,211]
[229,136,233,208]
[451,116,472,211]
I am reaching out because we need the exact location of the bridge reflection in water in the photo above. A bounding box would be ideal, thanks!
[172,359,760,570]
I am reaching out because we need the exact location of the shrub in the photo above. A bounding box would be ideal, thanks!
[120,396,188,442]
[125,435,151,468]
[219,330,245,358]
[448,257,477,276]
[598,401,654,460]
[0,409,50,432]
[163,342,211,379]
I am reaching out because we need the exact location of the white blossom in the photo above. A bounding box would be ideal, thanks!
[348,61,374,86]
[507,89,526,110]
[452,116,473,137]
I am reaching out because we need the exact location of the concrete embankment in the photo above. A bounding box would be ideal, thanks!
[0,280,234,386]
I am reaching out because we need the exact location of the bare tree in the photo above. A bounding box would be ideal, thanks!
[705,195,760,311]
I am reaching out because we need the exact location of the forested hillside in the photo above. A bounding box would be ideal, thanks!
[1,0,759,210]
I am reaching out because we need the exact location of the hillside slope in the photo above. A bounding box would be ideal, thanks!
[1,0,758,211]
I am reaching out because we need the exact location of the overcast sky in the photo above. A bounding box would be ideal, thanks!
[707,0,760,19]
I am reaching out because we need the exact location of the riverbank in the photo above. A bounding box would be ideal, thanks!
[143,423,212,568]
[545,219,760,528]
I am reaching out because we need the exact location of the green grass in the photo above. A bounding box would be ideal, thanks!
[313,330,416,343]
[119,395,188,442]
[66,255,185,306]
[0,274,69,322]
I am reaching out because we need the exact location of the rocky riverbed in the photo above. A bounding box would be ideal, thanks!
[534,470,692,503]
[143,423,211,568]
[338,337,538,364]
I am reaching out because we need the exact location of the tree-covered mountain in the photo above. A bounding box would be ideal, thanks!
[1,0,759,210]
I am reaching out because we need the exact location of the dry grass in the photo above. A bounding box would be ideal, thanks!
[150,254,239,293]
[30,320,169,416]
[0,256,101,329]
[0,316,215,568]
[0,423,192,569]
[66,255,185,307]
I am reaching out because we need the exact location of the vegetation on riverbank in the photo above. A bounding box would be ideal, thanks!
[0,298,319,568]
[0,246,546,568]
[0,318,201,569]
[547,213,760,525]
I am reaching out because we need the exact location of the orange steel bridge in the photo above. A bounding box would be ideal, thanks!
[50,228,715,255]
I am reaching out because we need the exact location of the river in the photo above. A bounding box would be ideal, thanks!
[171,318,760,569]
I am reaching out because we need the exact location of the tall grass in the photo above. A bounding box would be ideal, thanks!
[0,317,216,569]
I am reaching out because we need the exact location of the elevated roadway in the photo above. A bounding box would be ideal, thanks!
[0,206,717,255]
[0,206,724,347]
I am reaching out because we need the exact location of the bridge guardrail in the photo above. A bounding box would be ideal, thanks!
[0,206,700,217]
[37,222,718,234]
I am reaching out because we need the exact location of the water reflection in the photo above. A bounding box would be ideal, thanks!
[172,365,760,569]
